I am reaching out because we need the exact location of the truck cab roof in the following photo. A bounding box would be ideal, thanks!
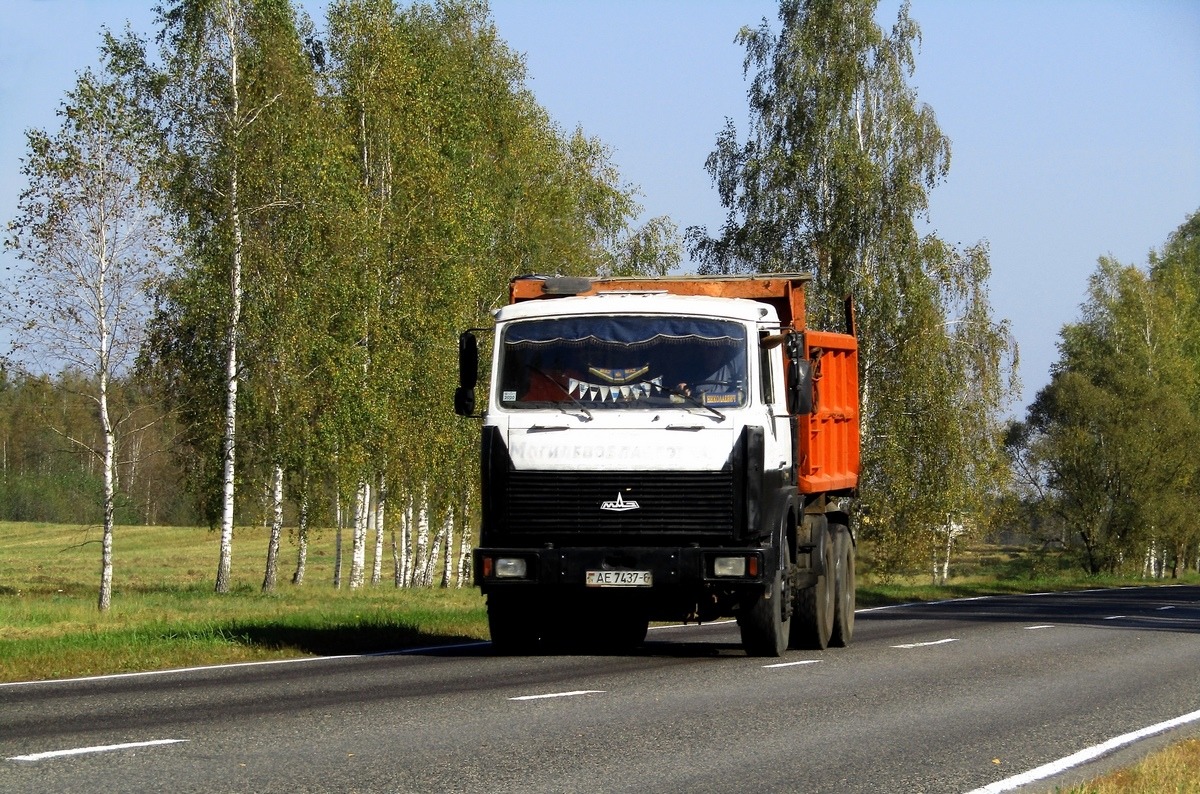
[494,291,782,326]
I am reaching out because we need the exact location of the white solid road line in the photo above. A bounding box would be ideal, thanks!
[963,708,1200,794]
[7,739,188,763]
[762,660,823,669]
[508,690,605,701]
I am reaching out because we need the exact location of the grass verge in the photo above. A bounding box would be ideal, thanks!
[1062,737,1200,793]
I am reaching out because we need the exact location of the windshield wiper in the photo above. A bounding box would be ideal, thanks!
[662,384,726,422]
[526,366,593,421]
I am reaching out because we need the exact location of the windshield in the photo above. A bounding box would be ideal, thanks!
[498,316,748,410]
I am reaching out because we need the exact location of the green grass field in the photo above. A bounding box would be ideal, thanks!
[0,521,488,682]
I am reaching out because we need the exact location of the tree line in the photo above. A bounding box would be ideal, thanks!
[4,0,678,609]
[0,368,192,527]
[1008,213,1200,577]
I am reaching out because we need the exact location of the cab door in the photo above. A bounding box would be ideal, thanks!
[758,332,795,484]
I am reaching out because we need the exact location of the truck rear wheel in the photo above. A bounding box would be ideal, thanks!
[790,533,834,650]
[830,525,855,647]
[739,540,791,657]
[487,593,541,654]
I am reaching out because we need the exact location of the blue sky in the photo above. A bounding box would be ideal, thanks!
[2,1,1198,414]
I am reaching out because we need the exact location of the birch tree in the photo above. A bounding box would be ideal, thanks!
[150,0,322,592]
[151,0,254,592]
[227,2,331,593]
[3,32,168,611]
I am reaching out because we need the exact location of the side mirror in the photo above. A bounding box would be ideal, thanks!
[455,331,479,417]
[784,332,814,415]
[458,332,478,389]
[454,386,476,417]
[791,358,814,415]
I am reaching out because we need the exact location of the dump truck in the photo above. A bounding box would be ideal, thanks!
[454,273,859,656]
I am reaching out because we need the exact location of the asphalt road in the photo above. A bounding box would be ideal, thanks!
[3,585,1198,793]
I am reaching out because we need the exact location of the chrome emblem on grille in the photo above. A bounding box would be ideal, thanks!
[600,492,640,512]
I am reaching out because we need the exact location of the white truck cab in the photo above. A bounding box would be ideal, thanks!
[488,291,792,477]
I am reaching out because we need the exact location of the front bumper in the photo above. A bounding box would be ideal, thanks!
[474,545,771,590]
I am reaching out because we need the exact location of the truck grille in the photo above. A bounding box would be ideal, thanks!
[502,470,735,540]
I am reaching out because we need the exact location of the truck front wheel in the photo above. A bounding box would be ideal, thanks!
[739,539,792,657]
[487,592,541,654]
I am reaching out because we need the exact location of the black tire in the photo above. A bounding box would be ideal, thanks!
[829,525,855,647]
[487,593,540,654]
[790,533,834,650]
[739,539,792,657]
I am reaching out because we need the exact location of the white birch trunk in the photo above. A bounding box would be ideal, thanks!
[455,497,472,588]
[393,492,404,587]
[391,501,401,588]
[942,531,952,584]
[413,488,430,587]
[441,506,454,588]
[425,512,447,588]
[94,202,116,611]
[292,492,308,585]
[365,479,377,583]
[215,1,244,595]
[126,431,141,522]
[371,473,386,585]
[399,492,413,587]
[261,463,284,592]
[349,479,370,589]
[98,370,115,612]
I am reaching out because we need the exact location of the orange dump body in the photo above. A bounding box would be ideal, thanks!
[509,274,860,496]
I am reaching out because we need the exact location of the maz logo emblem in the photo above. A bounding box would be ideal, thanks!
[600,492,640,512]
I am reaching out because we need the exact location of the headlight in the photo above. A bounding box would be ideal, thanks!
[713,556,747,577]
[494,557,528,578]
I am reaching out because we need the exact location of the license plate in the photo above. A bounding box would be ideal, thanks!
[585,570,653,587]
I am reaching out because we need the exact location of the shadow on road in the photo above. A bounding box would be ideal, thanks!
[210,622,484,657]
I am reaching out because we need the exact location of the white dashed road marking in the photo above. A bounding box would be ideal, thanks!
[508,690,605,701]
[8,739,188,762]
[891,638,959,649]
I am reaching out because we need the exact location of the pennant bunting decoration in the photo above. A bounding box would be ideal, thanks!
[569,375,663,402]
